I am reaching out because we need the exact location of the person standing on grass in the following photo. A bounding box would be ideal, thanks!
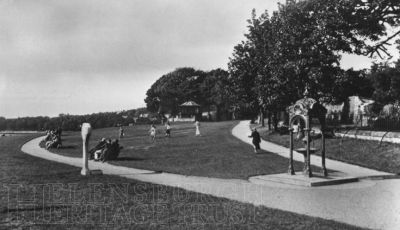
[149,124,156,142]
[165,122,171,137]
[119,126,124,139]
[248,128,261,153]
[195,120,201,136]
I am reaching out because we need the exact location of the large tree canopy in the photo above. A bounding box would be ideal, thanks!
[145,68,231,118]
[370,62,400,106]
[145,67,206,116]
[228,0,400,119]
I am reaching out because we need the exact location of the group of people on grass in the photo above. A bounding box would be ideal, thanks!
[148,120,201,142]
[42,120,203,160]
[42,120,263,158]
[89,138,122,162]
[44,127,62,149]
[149,121,172,142]
[150,120,262,154]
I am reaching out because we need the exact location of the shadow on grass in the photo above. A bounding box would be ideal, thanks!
[113,156,146,161]
[58,145,76,149]
[255,150,271,155]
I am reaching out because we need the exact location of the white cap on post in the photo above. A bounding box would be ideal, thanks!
[81,123,92,176]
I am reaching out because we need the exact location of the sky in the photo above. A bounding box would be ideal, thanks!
[0,0,398,118]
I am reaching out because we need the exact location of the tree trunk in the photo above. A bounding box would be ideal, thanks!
[208,105,211,121]
[267,112,272,130]
[273,111,278,131]
[215,106,220,121]
[260,108,265,127]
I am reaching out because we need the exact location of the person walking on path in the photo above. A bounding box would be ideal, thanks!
[195,120,201,136]
[149,124,156,142]
[165,122,171,137]
[249,128,261,153]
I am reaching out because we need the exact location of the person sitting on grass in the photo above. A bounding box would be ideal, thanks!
[44,131,52,142]
[248,128,261,153]
[44,129,62,150]
[100,139,123,162]
[99,139,112,162]
[108,139,123,160]
[45,134,61,149]
[89,138,107,160]
[149,124,156,142]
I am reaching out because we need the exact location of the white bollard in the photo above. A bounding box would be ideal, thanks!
[81,123,92,176]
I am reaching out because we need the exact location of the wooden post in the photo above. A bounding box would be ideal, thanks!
[322,129,328,176]
[288,128,295,175]
[81,123,92,176]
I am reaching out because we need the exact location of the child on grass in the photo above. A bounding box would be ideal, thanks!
[149,124,156,142]
[165,122,171,137]
[195,121,201,136]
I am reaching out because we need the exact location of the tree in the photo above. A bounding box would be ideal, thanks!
[145,68,206,116]
[200,69,232,120]
[0,117,6,130]
[370,62,400,106]
[228,0,400,125]
[291,0,400,59]
[332,69,374,103]
[228,40,259,115]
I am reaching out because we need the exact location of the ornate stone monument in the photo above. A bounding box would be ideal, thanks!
[287,91,328,177]
[81,123,92,175]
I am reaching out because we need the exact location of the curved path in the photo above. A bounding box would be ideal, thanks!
[21,121,400,230]
[233,121,392,178]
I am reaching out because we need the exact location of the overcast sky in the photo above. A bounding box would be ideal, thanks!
[0,0,398,118]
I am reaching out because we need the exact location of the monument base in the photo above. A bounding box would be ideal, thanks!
[249,171,358,187]
[81,168,90,176]
[81,169,103,176]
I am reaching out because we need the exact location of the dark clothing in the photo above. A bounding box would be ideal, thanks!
[250,130,261,150]
[101,140,122,162]
[108,140,122,160]
[250,130,261,143]
[56,127,62,137]
[89,140,106,159]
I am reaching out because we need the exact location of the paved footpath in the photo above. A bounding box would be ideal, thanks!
[233,121,393,178]
[21,121,400,230]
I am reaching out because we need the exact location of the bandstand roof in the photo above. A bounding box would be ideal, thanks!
[180,101,200,107]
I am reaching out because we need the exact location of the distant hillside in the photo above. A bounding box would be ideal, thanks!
[0,109,138,131]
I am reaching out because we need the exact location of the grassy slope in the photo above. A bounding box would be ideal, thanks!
[46,121,321,179]
[252,125,400,174]
[0,134,365,229]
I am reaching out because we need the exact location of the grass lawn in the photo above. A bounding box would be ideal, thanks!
[252,125,400,174]
[0,134,366,229]
[45,121,322,179]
